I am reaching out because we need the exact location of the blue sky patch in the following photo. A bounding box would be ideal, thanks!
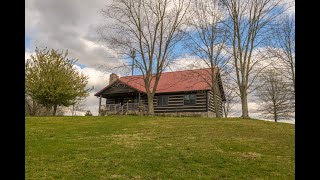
[25,36,31,49]
[75,62,87,69]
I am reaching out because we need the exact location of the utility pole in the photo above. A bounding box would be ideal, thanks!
[129,49,136,76]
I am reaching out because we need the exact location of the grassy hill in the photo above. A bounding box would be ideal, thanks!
[26,116,294,179]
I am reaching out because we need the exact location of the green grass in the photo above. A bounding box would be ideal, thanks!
[26,116,294,179]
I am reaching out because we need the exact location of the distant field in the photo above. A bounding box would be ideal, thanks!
[26,116,295,179]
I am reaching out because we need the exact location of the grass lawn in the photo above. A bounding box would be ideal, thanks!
[26,116,294,179]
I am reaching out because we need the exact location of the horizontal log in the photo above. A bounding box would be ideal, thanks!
[154,101,207,105]
[168,95,206,99]
[155,105,206,108]
[155,109,207,112]
[155,94,206,98]
[170,102,206,106]
[153,99,207,104]
[154,97,207,101]
[155,106,206,110]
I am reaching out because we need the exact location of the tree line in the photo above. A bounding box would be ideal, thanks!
[98,0,294,121]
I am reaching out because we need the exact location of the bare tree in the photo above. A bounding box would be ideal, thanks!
[71,99,87,116]
[25,94,67,116]
[99,0,191,115]
[265,14,295,95]
[183,0,230,117]
[255,70,294,122]
[56,107,66,116]
[221,79,238,118]
[220,0,288,118]
[25,94,43,116]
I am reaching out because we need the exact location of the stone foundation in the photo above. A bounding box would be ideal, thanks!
[102,110,143,116]
[100,110,216,117]
[155,112,216,117]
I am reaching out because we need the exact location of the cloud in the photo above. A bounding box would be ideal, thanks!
[284,0,295,16]
[168,55,209,72]
[72,65,110,116]
[25,0,117,67]
[25,0,120,116]
[25,52,33,62]
[227,98,261,118]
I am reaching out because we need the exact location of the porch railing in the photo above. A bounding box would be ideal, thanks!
[100,103,121,112]
[100,103,148,115]
[125,103,139,111]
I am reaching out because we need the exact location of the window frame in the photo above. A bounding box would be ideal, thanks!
[184,94,196,106]
[157,95,169,106]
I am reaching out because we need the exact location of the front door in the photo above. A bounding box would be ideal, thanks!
[115,98,124,105]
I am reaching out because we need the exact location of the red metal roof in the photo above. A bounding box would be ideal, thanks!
[95,68,219,96]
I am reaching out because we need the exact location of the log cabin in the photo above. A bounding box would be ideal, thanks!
[94,68,226,117]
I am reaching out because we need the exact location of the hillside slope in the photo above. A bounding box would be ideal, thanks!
[26,116,295,179]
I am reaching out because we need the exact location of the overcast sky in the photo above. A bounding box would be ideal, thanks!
[25,0,294,122]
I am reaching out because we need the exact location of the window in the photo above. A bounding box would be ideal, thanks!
[184,94,196,105]
[157,95,168,106]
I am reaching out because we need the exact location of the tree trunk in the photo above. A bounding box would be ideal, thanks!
[52,104,58,116]
[223,102,228,118]
[31,99,37,116]
[241,93,249,118]
[72,104,75,116]
[45,105,52,116]
[147,95,154,115]
[212,89,221,117]
[291,63,295,95]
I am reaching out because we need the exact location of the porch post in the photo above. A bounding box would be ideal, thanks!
[138,92,141,105]
[98,95,102,116]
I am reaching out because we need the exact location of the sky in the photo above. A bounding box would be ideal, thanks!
[25,0,294,122]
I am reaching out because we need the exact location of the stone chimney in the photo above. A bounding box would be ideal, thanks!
[109,73,119,84]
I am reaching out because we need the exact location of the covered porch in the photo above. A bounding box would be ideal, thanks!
[97,92,148,115]
[95,77,149,115]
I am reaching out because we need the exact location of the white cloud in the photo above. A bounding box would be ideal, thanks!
[25,52,33,61]
[168,55,208,71]
[25,0,117,67]
[284,0,295,16]
[73,65,110,116]
[25,0,119,116]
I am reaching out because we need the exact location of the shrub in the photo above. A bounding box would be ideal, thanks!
[85,110,92,116]
[99,109,107,116]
